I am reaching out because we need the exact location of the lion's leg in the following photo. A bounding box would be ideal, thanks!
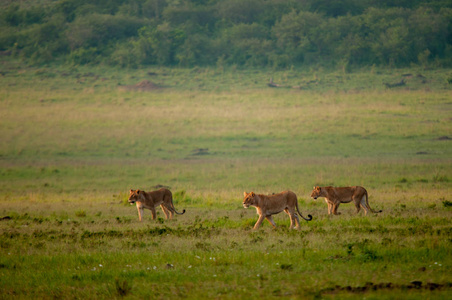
[150,207,157,220]
[265,215,277,229]
[332,203,341,215]
[292,214,300,230]
[253,214,266,230]
[360,195,369,215]
[161,202,174,219]
[288,213,294,229]
[163,194,175,219]
[354,200,361,214]
[284,209,297,229]
[284,208,291,218]
[325,200,332,215]
[160,204,170,219]
[328,203,334,215]
[137,206,143,222]
[167,203,177,218]
[167,206,174,219]
[285,210,294,229]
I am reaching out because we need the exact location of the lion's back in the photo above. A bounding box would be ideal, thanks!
[143,188,171,205]
[326,186,367,200]
[261,190,296,210]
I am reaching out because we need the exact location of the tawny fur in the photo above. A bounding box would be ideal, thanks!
[310,186,382,216]
[128,188,185,221]
[243,191,312,230]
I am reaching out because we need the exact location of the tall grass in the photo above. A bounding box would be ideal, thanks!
[1,90,450,161]
[0,60,451,298]
[0,203,450,298]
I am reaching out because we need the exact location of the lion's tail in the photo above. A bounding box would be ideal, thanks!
[171,196,186,215]
[174,208,186,215]
[365,190,382,214]
[296,200,313,221]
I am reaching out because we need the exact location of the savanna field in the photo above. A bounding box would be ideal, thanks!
[0,61,451,299]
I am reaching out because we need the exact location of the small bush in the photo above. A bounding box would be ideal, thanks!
[115,278,131,297]
[75,210,86,217]
[433,174,449,183]
[447,75,452,84]
[195,241,212,251]
[360,249,380,262]
[280,264,293,271]
[442,200,452,208]
[110,43,139,68]
[69,47,99,65]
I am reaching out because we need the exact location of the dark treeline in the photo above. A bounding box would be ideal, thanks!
[1,0,451,69]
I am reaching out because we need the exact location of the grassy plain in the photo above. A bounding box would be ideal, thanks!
[0,60,451,298]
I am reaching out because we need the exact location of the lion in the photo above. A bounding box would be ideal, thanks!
[310,186,382,215]
[243,191,312,230]
[128,188,186,221]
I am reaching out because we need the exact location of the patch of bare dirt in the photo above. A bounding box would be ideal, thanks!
[119,80,161,91]
[437,136,451,141]
[320,281,452,295]
[191,148,209,156]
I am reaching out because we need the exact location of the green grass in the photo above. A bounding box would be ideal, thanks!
[0,204,451,298]
[0,59,451,298]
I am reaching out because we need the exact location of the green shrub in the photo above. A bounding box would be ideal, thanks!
[69,47,99,65]
[442,200,452,208]
[110,43,139,68]
[75,210,86,217]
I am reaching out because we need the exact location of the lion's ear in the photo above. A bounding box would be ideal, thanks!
[251,192,255,197]
[243,192,247,196]
[136,190,141,194]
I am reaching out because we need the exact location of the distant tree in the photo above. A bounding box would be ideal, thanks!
[362,8,411,65]
[306,0,367,16]
[66,14,145,50]
[69,47,99,65]
[272,10,324,64]
[142,0,167,20]
[408,7,450,60]
[2,4,22,26]
[176,33,214,66]
[255,0,304,27]
[215,0,264,24]
[163,4,215,28]
[14,13,68,62]
[0,0,450,68]
[1,4,46,26]
[140,22,185,65]
[55,0,129,21]
[326,15,360,64]
[216,23,273,66]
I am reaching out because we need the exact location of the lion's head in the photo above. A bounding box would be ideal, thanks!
[243,192,257,208]
[128,189,144,204]
[310,186,322,200]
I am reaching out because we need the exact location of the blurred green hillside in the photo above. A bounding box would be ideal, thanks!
[1,0,451,68]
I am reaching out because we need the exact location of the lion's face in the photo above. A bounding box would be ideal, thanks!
[243,192,257,208]
[128,189,144,204]
[310,186,322,200]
